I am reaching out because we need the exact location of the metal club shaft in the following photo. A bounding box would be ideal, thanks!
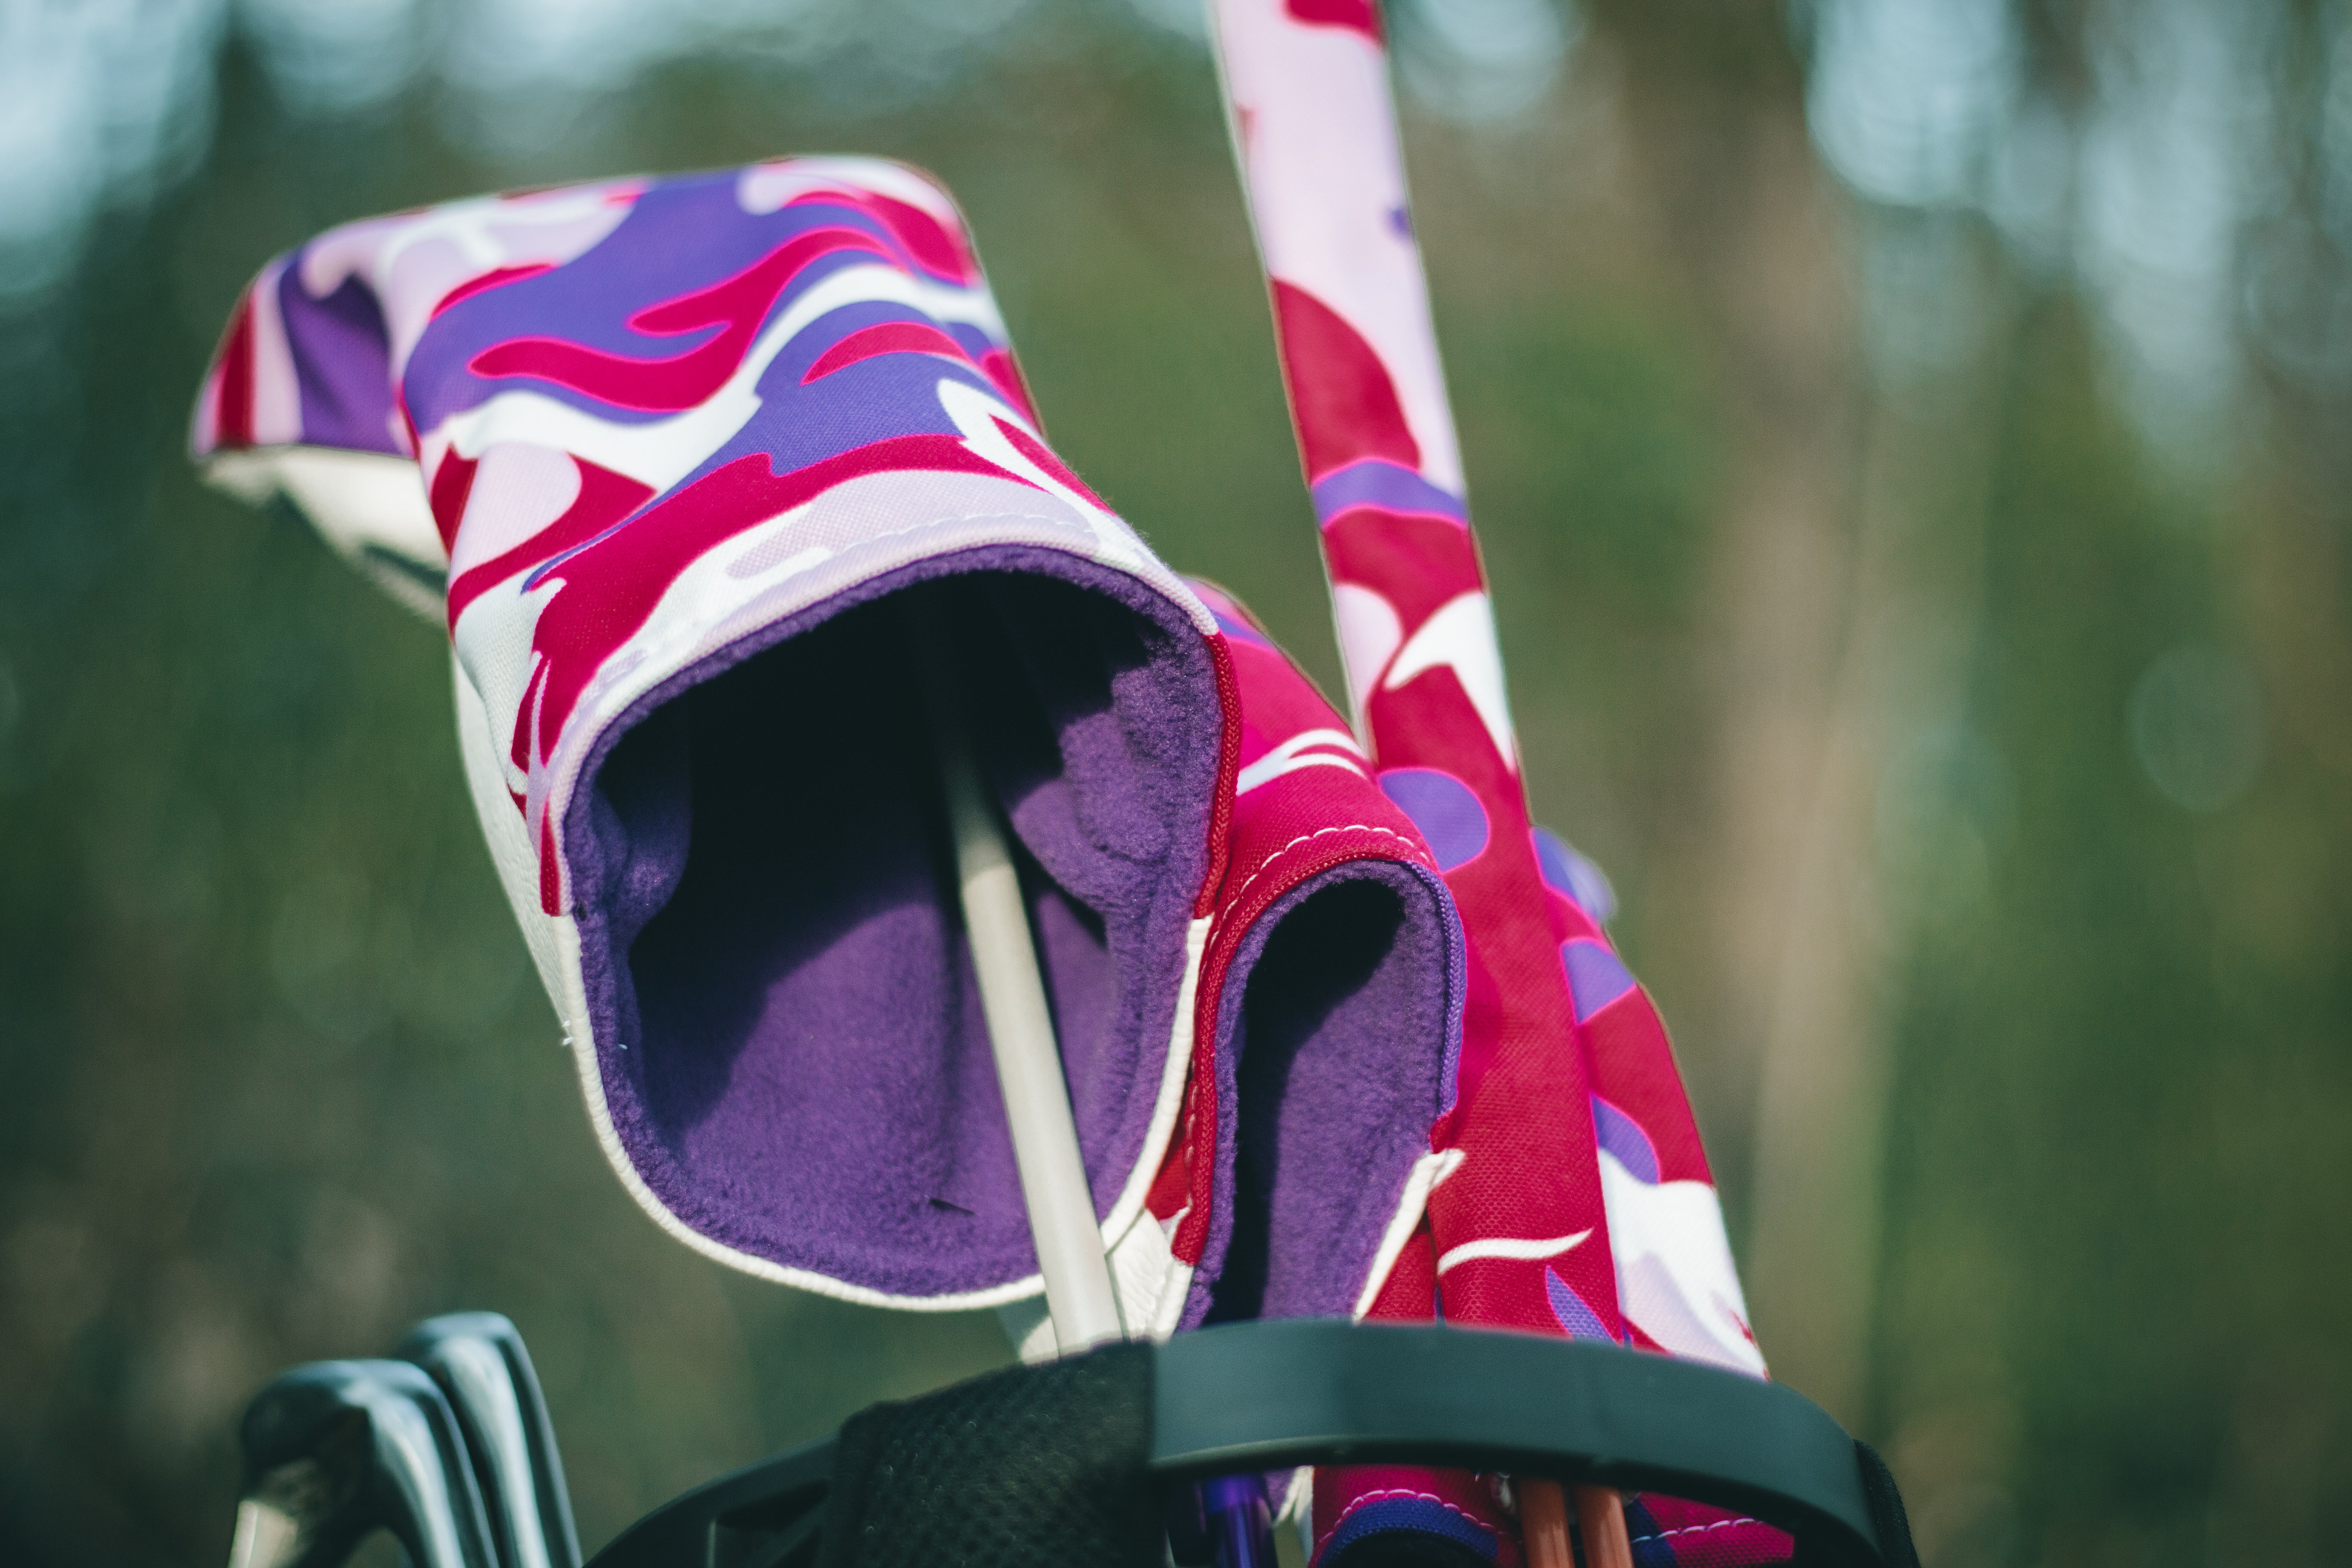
[916,623,1123,1354]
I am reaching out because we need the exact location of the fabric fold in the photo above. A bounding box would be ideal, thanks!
[1143,582,1466,1341]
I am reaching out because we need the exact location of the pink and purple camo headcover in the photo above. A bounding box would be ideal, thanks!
[1213,1,1779,1562]
[191,158,1468,1337]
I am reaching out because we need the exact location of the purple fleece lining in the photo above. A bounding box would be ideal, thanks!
[279,267,401,456]
[563,545,1219,1298]
[1185,858,1463,1329]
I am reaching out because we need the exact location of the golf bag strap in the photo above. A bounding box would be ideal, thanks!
[816,1341,1162,1568]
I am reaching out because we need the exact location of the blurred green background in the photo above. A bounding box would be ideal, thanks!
[2,0,2347,1562]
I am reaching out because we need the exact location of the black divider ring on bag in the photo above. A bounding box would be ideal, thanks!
[587,1322,1919,1568]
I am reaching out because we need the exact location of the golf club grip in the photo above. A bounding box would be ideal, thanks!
[912,615,1123,1352]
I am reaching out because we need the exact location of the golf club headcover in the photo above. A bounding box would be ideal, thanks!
[190,160,1242,1311]
[1206,2,1787,1561]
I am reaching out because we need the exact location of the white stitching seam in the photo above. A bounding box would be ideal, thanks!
[1228,824,1427,909]
[1630,1516,1767,1544]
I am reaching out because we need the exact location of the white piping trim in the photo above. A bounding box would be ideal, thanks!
[560,905,1217,1313]
[1106,913,1213,1252]
[459,512,1220,1309]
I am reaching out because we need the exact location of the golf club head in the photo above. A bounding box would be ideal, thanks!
[395,1313,582,1568]
[229,1359,498,1568]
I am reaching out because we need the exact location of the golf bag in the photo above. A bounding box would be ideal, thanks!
[193,12,1921,1567]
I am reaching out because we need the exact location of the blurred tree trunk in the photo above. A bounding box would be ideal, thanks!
[1581,1,1886,1419]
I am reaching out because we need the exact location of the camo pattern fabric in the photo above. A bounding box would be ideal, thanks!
[191,158,1470,1346]
[1207,1,1784,1562]
[194,159,1238,1308]
[194,161,1197,922]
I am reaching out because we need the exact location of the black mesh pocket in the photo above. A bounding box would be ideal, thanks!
[815,1341,1162,1568]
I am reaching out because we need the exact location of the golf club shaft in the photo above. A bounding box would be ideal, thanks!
[1575,1483,1635,1568]
[920,648,1123,1353]
[1519,1479,1573,1568]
